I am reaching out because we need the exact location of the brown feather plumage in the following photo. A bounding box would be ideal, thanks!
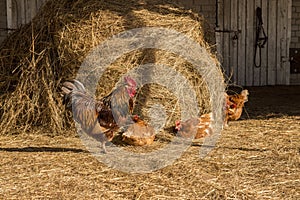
[175,113,212,139]
[122,115,156,146]
[62,77,137,153]
[225,89,249,124]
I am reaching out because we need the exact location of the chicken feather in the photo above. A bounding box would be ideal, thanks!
[62,77,137,153]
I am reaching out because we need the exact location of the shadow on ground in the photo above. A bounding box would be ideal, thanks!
[0,147,88,153]
[231,86,300,119]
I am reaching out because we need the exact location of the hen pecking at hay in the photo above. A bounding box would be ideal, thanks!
[122,115,156,146]
[175,113,213,139]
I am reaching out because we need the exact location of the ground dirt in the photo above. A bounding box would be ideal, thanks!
[0,86,299,199]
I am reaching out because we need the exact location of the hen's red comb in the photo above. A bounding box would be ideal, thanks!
[230,103,237,108]
[133,114,139,119]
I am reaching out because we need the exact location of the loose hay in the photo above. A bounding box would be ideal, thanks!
[0,114,299,199]
[0,0,223,135]
[0,87,299,199]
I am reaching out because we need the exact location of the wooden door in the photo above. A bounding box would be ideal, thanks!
[216,0,292,86]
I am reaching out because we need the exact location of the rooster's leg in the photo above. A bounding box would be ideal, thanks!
[101,141,107,154]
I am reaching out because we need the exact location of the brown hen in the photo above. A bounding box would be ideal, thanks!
[122,115,156,146]
[175,113,213,139]
[225,89,249,125]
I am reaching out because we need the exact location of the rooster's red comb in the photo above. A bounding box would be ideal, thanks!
[124,76,137,87]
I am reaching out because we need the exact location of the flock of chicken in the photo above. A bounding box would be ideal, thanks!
[62,77,249,153]
[175,89,249,139]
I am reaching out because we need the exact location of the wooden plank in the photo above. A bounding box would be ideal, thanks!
[245,0,255,86]
[230,0,238,84]
[216,0,224,73]
[8,0,17,28]
[267,0,277,85]
[285,0,292,85]
[260,0,268,85]
[6,0,13,31]
[36,0,46,10]
[277,0,286,84]
[253,0,261,86]
[19,0,26,25]
[25,0,31,24]
[277,0,283,84]
[12,0,19,28]
[223,0,231,80]
[237,0,246,85]
[30,0,37,20]
[215,30,223,63]
[36,0,40,9]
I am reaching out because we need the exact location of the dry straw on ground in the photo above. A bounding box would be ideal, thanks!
[1,86,299,199]
[0,0,223,135]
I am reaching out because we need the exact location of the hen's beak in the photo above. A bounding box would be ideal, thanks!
[175,121,181,131]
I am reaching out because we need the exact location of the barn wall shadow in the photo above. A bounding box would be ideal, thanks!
[230,85,300,119]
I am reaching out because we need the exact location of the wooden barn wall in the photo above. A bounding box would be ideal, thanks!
[216,0,292,86]
[290,0,300,85]
[291,0,300,49]
[6,0,48,31]
[2,0,295,86]
[0,0,7,44]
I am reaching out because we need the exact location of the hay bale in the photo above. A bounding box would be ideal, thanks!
[0,0,223,135]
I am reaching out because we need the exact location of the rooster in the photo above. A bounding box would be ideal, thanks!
[62,77,137,153]
[100,77,136,127]
[225,89,249,125]
[175,113,212,139]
